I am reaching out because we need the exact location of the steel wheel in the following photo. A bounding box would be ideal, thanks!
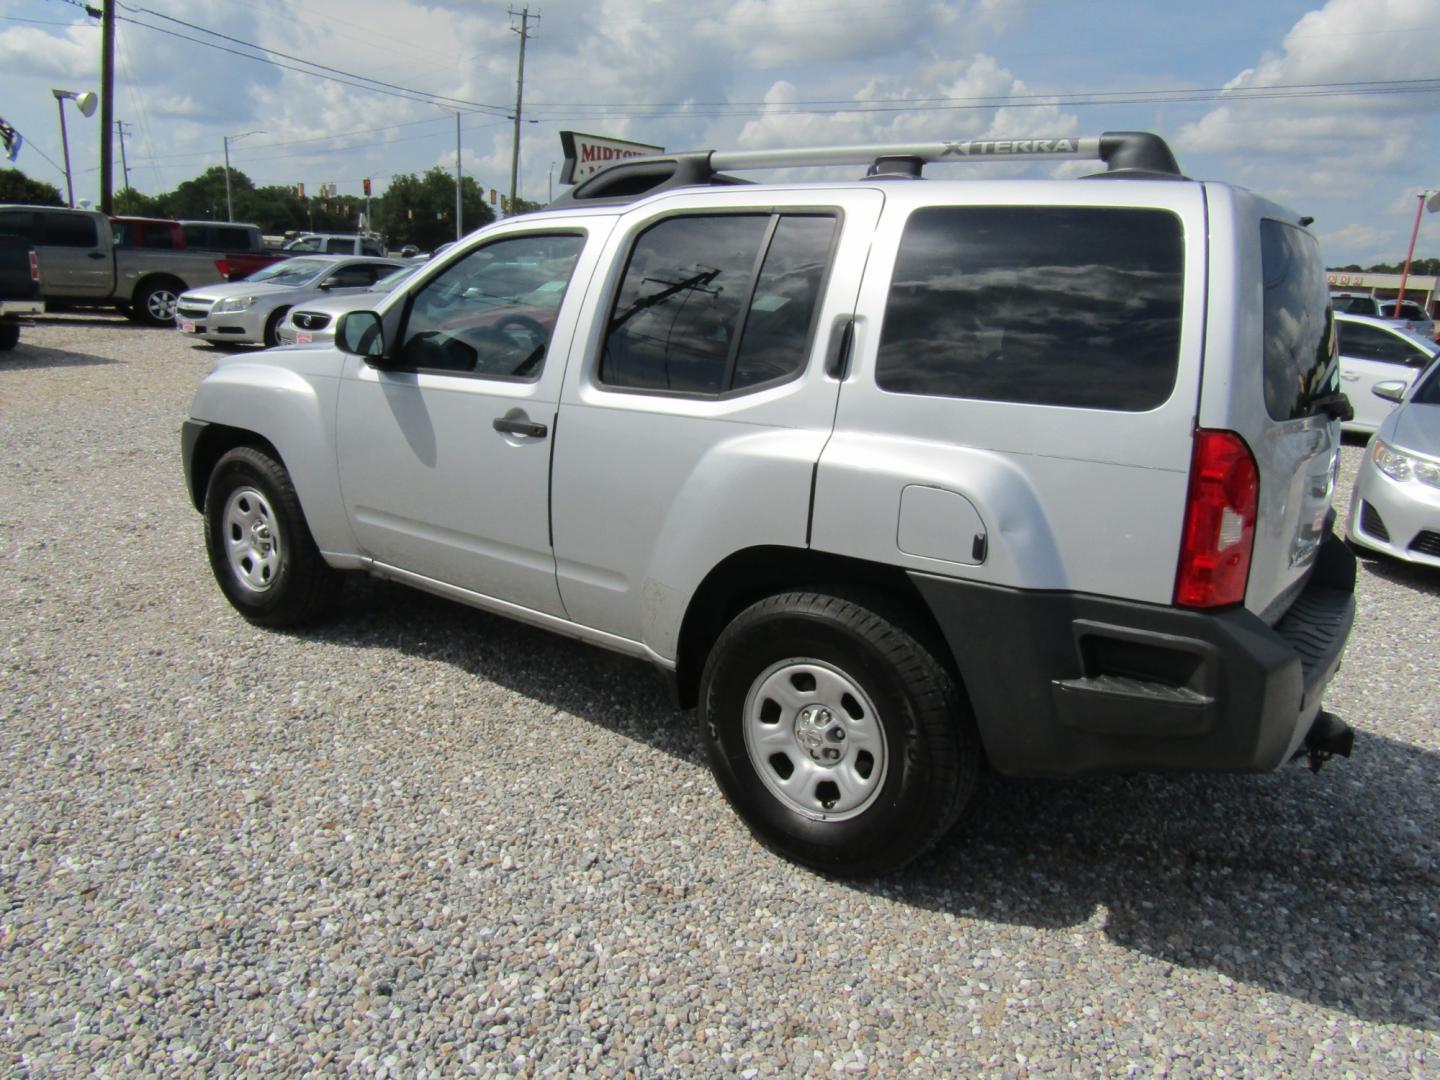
[743,658,888,821]
[222,485,282,592]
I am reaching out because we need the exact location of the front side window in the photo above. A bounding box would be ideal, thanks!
[876,206,1184,410]
[323,263,391,289]
[1338,320,1434,368]
[398,233,585,378]
[248,257,329,286]
[601,212,836,394]
[1262,219,1336,420]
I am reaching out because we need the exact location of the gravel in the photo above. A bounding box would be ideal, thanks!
[2,315,1437,1076]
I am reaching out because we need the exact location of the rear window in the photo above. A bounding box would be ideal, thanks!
[1262,220,1336,420]
[876,206,1184,410]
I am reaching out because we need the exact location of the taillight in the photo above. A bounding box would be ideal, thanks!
[28,250,39,283]
[1174,429,1258,609]
[215,259,232,280]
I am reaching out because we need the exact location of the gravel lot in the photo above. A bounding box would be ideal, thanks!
[2,315,1437,1077]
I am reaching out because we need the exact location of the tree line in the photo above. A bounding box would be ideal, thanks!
[0,165,543,252]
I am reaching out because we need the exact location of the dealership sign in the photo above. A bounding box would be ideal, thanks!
[559,131,665,185]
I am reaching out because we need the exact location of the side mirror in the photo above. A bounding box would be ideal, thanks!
[1372,381,1407,404]
[336,311,386,361]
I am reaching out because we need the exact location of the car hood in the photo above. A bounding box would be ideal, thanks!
[183,280,312,303]
[1384,402,1440,460]
[289,289,389,318]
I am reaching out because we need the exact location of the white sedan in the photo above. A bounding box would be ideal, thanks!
[175,255,407,346]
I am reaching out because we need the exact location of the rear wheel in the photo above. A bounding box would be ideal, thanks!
[203,446,339,626]
[699,589,978,876]
[0,322,19,350]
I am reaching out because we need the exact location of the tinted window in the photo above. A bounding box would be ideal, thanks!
[400,234,584,378]
[1337,320,1434,368]
[325,238,352,254]
[602,213,835,394]
[206,227,256,252]
[876,207,1183,410]
[1412,361,1440,406]
[43,212,99,248]
[1332,295,1378,316]
[141,224,177,250]
[0,210,35,241]
[1262,220,1335,420]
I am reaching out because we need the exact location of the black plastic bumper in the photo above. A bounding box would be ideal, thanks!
[910,534,1356,777]
[180,418,208,512]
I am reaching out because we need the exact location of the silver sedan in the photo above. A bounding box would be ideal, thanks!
[1346,356,1440,567]
[276,264,418,346]
[175,255,407,347]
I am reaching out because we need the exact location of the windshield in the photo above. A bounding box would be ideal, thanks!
[246,258,329,287]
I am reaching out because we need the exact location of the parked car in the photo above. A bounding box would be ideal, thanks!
[0,232,42,350]
[282,232,387,257]
[0,205,239,325]
[1335,312,1439,433]
[175,255,406,346]
[177,220,291,280]
[1345,356,1440,567]
[181,131,1356,876]
[275,265,419,346]
[1331,292,1435,341]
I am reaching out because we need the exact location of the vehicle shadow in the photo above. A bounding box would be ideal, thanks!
[1355,550,1440,595]
[305,578,1438,1031]
[0,343,124,371]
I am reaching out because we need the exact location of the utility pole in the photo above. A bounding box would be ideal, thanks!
[115,120,132,194]
[99,0,116,213]
[455,110,463,240]
[508,7,536,215]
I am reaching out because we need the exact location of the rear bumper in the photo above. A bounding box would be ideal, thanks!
[911,533,1356,776]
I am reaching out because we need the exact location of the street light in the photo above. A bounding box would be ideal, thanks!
[223,130,264,222]
[51,89,97,208]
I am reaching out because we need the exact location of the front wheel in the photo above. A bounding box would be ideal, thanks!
[0,321,19,350]
[203,446,339,626]
[699,590,978,876]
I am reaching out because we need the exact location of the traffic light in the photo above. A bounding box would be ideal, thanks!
[363,177,371,197]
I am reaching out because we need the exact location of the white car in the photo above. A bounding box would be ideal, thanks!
[1331,293,1435,342]
[175,256,406,346]
[276,265,419,346]
[1346,356,1440,567]
[1334,312,1440,434]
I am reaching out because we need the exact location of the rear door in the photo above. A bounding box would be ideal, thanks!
[551,189,883,655]
[38,210,112,297]
[1336,318,1433,431]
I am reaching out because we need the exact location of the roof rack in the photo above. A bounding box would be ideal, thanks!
[549,131,1184,207]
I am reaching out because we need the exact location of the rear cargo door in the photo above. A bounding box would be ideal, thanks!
[1202,192,1342,620]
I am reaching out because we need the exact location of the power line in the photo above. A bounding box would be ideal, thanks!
[118,3,509,115]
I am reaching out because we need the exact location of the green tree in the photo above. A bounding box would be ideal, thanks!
[114,187,166,216]
[0,168,63,206]
[377,167,492,252]
[165,165,244,222]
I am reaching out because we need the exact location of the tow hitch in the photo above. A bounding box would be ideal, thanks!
[1298,711,1354,773]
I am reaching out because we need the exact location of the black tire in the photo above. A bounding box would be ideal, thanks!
[203,446,340,627]
[699,589,978,876]
[132,278,182,326]
[263,307,290,347]
[0,321,19,350]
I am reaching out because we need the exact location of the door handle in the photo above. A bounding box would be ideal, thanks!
[1339,372,1359,381]
[88,251,108,260]
[493,415,548,438]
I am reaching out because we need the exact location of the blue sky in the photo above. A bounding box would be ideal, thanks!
[1,0,1436,265]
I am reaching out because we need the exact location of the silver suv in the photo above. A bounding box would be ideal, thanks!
[181,132,1357,876]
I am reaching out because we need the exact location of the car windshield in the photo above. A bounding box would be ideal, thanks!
[246,258,329,287]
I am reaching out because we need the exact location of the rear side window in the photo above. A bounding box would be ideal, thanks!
[140,225,177,250]
[1262,220,1336,420]
[207,227,255,252]
[0,210,36,241]
[43,212,98,248]
[876,206,1184,410]
[601,212,837,395]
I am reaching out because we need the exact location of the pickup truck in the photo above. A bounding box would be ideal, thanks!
[176,220,291,281]
[0,205,282,326]
[0,232,42,350]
